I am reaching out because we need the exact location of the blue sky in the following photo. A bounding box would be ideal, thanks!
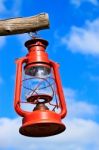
[0,0,99,149]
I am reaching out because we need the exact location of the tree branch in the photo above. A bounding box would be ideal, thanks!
[0,13,50,36]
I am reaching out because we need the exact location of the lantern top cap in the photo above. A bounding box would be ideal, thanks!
[25,38,49,48]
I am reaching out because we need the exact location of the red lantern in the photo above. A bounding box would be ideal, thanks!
[14,38,67,137]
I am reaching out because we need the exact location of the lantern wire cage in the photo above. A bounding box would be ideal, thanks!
[20,72,60,112]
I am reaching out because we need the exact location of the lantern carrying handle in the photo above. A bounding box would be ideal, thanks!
[14,57,30,117]
[50,60,67,119]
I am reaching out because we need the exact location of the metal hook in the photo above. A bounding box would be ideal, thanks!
[28,31,40,39]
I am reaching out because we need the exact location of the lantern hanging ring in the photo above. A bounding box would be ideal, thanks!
[28,31,40,39]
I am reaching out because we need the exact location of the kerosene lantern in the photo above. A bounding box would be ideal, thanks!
[14,36,67,137]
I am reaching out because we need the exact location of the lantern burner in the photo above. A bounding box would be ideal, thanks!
[26,93,53,104]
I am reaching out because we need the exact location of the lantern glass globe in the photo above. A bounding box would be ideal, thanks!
[25,65,51,78]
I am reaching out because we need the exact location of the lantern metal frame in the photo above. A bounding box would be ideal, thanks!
[14,38,67,137]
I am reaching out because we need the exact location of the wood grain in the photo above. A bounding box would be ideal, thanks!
[0,13,49,36]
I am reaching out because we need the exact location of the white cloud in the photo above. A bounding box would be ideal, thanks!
[0,117,99,150]
[0,0,7,13]
[71,0,99,7]
[61,18,99,56]
[10,0,23,16]
[68,100,98,118]
[64,88,99,119]
[0,88,98,149]
[0,0,22,17]
[0,0,23,48]
[63,88,77,100]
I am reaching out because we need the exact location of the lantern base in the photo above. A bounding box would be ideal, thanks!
[19,110,66,137]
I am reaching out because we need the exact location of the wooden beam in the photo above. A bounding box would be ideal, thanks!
[0,13,50,36]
